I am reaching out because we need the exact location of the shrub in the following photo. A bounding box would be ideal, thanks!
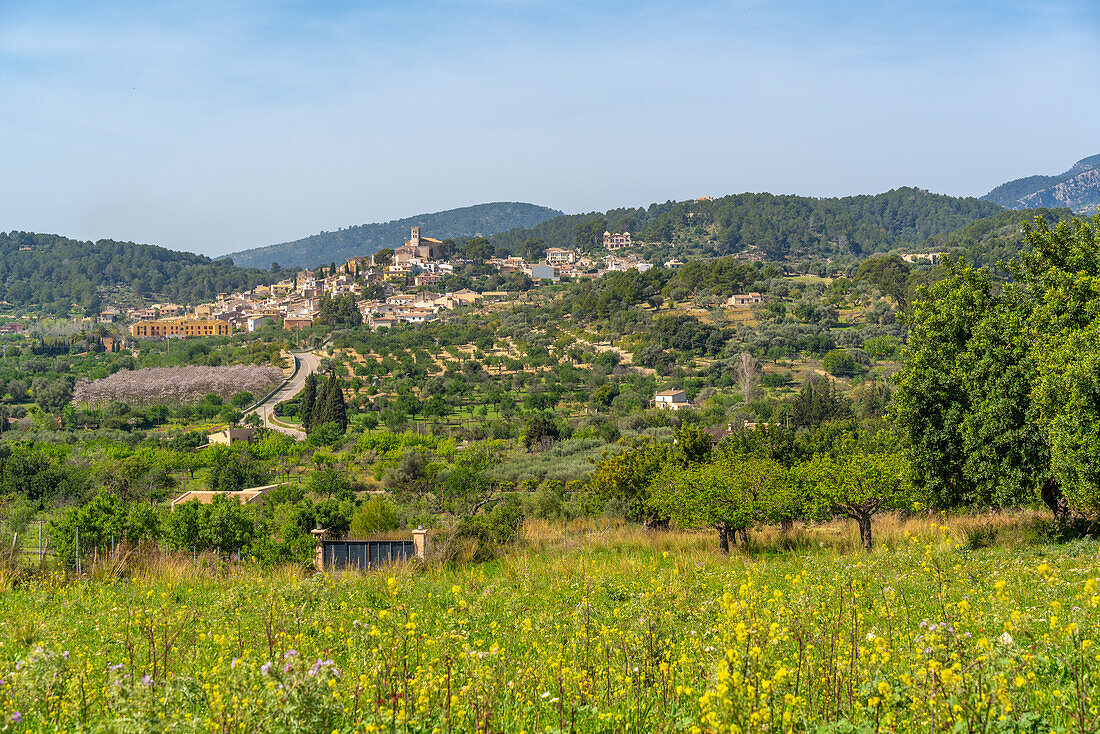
[761,372,791,388]
[822,349,857,376]
[349,497,403,537]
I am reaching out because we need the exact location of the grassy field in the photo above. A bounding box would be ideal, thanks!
[1,515,1098,733]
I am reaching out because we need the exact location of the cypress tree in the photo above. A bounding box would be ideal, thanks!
[300,373,317,430]
[315,373,335,428]
[327,374,348,432]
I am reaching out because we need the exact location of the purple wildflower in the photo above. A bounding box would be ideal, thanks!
[260,662,272,676]
[141,675,153,687]
[11,711,22,723]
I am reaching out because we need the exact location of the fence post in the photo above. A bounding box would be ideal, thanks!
[310,527,328,572]
[412,527,428,559]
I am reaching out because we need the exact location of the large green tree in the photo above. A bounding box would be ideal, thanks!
[895,214,1100,520]
[894,259,1044,510]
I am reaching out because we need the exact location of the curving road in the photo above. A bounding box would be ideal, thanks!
[246,350,322,441]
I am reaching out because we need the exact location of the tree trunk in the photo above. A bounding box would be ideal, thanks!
[1041,478,1069,521]
[737,526,749,547]
[856,513,873,552]
[718,523,730,554]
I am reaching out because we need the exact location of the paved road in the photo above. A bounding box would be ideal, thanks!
[247,350,322,440]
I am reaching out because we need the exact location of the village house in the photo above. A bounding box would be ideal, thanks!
[604,255,653,273]
[654,389,689,410]
[370,316,400,330]
[171,484,276,509]
[727,293,763,307]
[546,248,577,266]
[396,309,437,324]
[208,426,257,446]
[283,316,314,330]
[603,231,633,250]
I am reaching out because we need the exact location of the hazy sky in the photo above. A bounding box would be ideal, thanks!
[2,1,1098,257]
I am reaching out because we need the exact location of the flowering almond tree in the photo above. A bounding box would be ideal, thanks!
[72,365,283,409]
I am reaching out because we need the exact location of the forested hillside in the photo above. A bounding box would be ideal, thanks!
[923,207,1073,272]
[224,202,563,268]
[489,188,1004,260]
[0,231,280,314]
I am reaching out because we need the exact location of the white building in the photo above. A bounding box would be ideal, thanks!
[655,389,689,410]
[546,248,577,265]
[727,293,762,307]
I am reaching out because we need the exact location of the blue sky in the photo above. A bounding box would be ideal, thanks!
[1,0,1097,257]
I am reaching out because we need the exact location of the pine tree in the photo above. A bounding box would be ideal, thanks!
[300,373,317,430]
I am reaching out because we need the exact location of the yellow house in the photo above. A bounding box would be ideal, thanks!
[130,319,232,338]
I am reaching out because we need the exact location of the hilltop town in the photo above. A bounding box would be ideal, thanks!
[123,227,656,337]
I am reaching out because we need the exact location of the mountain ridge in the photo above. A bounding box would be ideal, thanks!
[982,155,1100,213]
[222,202,563,269]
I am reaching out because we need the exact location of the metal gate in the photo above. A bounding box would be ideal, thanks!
[321,539,417,570]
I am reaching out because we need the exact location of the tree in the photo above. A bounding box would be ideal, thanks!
[791,375,852,428]
[315,372,347,433]
[523,413,559,452]
[299,373,318,430]
[459,237,494,262]
[34,380,73,413]
[821,349,856,376]
[205,445,270,491]
[801,452,910,551]
[443,441,503,517]
[587,437,671,525]
[648,454,789,552]
[735,352,760,403]
[854,254,912,307]
[894,258,1045,510]
[1020,214,1100,520]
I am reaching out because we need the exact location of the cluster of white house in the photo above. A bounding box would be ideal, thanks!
[116,227,677,338]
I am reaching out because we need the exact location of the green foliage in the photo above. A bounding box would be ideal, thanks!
[165,494,256,552]
[821,349,856,376]
[309,467,352,499]
[853,255,911,306]
[318,293,362,329]
[0,231,280,312]
[348,497,403,537]
[648,454,790,550]
[791,376,852,428]
[1021,215,1100,520]
[204,445,271,492]
[895,258,1045,510]
[587,437,672,524]
[798,452,911,551]
[492,189,1003,260]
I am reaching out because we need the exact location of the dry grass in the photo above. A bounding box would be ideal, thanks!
[520,509,1061,559]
